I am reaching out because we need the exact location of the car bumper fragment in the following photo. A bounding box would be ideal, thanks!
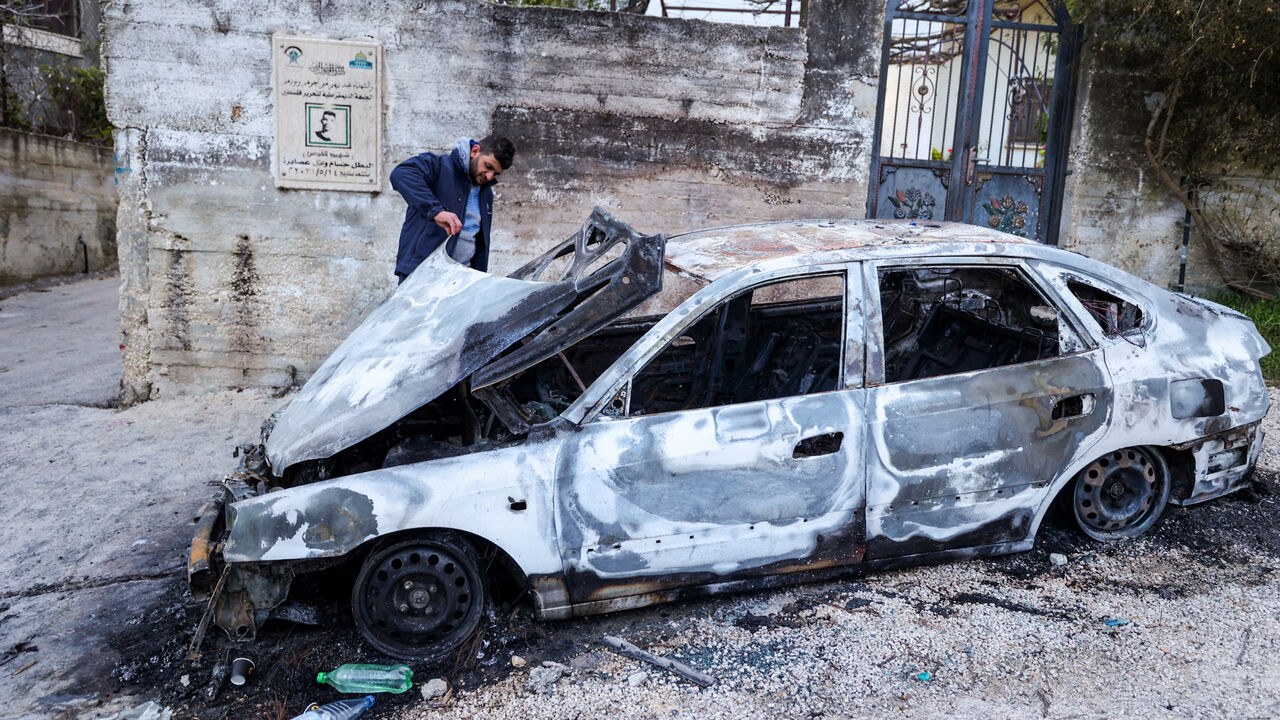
[1170,421,1264,505]
[188,493,226,602]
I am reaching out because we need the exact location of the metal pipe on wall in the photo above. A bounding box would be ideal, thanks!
[1177,188,1192,293]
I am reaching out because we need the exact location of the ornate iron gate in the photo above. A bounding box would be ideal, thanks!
[868,0,1080,243]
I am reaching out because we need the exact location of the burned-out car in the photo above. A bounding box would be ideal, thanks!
[189,209,1270,660]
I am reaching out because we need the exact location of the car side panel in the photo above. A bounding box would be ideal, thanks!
[554,390,867,605]
[1030,261,1271,504]
[222,439,565,582]
[865,352,1113,558]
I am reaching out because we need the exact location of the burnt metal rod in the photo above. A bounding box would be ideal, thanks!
[602,635,716,687]
[188,564,230,660]
[1178,187,1193,293]
[558,351,587,393]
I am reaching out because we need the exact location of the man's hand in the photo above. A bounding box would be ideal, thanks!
[434,211,463,235]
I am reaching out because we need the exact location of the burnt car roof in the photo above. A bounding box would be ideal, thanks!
[665,219,1035,282]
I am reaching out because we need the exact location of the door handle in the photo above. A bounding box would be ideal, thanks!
[1052,393,1095,420]
[964,146,978,186]
[793,432,844,459]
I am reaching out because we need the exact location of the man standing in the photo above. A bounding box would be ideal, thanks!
[389,135,516,282]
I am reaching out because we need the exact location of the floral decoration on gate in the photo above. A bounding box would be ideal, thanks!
[984,194,1029,237]
[888,188,937,220]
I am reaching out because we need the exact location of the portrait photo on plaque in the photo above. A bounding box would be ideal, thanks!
[305,103,352,149]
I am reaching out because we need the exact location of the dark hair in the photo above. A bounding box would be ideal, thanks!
[322,110,336,118]
[477,135,516,170]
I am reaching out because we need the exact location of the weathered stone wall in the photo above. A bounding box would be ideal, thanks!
[0,129,117,285]
[104,0,884,400]
[1059,48,1233,295]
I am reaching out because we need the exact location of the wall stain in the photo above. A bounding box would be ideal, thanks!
[230,234,263,376]
[164,235,192,352]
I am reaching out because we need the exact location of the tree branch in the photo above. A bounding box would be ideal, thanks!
[1143,90,1270,298]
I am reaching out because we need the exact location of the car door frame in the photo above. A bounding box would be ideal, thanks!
[553,259,871,607]
[859,254,1114,560]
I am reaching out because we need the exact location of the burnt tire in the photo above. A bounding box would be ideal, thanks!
[1072,446,1170,541]
[351,532,487,662]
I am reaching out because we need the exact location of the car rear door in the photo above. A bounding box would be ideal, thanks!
[862,257,1111,560]
[554,264,869,606]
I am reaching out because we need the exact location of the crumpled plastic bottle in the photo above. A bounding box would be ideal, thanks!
[287,695,375,720]
[316,663,413,694]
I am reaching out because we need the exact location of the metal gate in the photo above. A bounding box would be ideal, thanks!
[868,0,1081,243]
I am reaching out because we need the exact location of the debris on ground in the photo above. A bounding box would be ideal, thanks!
[524,662,570,695]
[626,671,648,687]
[103,701,173,720]
[0,640,37,669]
[288,695,375,720]
[270,603,326,626]
[229,657,254,686]
[201,663,229,702]
[316,663,413,694]
[510,655,527,668]
[602,636,716,687]
[419,678,448,702]
[1049,553,1068,566]
[734,612,801,632]
[568,650,607,673]
[1103,617,1131,627]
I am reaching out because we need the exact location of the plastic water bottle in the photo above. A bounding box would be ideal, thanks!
[316,663,413,694]
[288,695,375,720]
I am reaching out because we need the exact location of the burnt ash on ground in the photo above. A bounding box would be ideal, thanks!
[101,470,1280,719]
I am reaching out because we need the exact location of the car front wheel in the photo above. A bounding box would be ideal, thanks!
[1072,446,1170,541]
[351,532,487,662]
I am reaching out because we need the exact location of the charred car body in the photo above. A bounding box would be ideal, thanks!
[189,210,1270,660]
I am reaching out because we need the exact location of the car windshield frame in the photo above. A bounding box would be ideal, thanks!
[562,259,861,425]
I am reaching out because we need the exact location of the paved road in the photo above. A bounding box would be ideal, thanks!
[0,277,121,408]
[0,277,279,719]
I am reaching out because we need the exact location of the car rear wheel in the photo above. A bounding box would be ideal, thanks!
[1072,446,1170,541]
[351,532,486,662]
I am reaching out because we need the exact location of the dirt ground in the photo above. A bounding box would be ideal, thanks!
[3,276,1279,720]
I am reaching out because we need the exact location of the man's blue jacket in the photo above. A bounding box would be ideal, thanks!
[389,143,495,277]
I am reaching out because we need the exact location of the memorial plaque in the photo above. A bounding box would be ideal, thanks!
[273,34,382,192]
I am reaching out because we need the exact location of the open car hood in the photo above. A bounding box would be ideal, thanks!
[265,209,665,472]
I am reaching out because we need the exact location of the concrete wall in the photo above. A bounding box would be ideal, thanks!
[1059,46,1228,295]
[105,0,1258,403]
[0,129,117,285]
[104,0,885,401]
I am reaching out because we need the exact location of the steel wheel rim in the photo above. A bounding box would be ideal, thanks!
[1074,448,1160,536]
[355,542,480,657]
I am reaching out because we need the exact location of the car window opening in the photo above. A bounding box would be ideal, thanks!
[878,266,1062,383]
[1067,281,1143,336]
[626,274,845,416]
